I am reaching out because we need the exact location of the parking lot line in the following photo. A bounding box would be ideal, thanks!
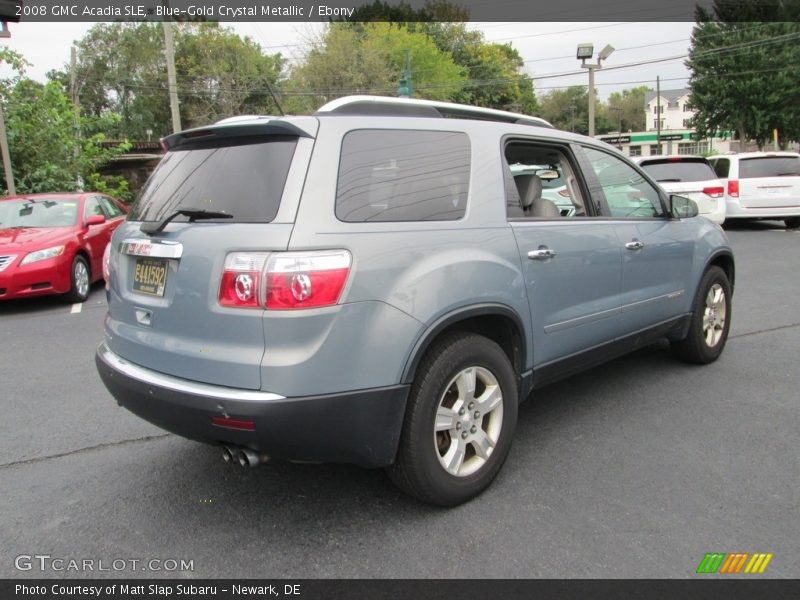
[70,303,83,314]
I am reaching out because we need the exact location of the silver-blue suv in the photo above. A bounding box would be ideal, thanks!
[96,96,734,506]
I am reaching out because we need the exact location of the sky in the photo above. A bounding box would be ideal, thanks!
[0,21,695,101]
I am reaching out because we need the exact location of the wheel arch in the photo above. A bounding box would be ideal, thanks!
[401,304,529,399]
[705,250,735,292]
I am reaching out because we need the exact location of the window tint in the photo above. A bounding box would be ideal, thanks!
[583,147,664,218]
[639,159,716,183]
[739,156,800,179]
[128,136,298,223]
[98,196,123,218]
[711,158,730,178]
[336,130,469,222]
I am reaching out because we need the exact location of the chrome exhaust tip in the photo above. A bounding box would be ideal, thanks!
[237,447,268,468]
[221,445,236,464]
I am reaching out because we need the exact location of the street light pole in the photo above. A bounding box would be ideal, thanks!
[577,43,614,138]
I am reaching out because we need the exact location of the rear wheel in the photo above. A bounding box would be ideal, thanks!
[387,332,518,506]
[784,217,800,229]
[64,255,90,303]
[672,266,731,364]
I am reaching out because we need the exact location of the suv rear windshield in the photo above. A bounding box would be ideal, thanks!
[639,159,716,182]
[739,156,800,179]
[335,129,470,222]
[128,136,298,223]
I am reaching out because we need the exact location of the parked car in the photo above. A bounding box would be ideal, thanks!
[708,151,800,228]
[634,156,726,224]
[0,193,127,302]
[96,96,734,506]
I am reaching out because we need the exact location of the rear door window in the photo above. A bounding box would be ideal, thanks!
[128,136,298,223]
[335,129,470,222]
[639,159,716,182]
[739,156,800,179]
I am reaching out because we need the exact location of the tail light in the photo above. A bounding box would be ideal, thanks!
[218,250,351,310]
[266,250,351,310]
[702,186,724,198]
[219,252,269,308]
[102,243,112,291]
[727,180,739,198]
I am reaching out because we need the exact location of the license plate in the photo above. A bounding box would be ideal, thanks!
[133,258,167,297]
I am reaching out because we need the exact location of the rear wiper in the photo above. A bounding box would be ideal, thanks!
[656,178,681,182]
[776,172,800,177]
[140,208,233,235]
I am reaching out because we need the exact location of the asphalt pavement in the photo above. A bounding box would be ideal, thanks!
[1,221,798,579]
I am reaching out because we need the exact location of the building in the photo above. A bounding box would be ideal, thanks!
[595,88,734,157]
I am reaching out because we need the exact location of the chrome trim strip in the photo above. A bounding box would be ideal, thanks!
[98,344,285,402]
[120,239,184,259]
[544,306,621,334]
[543,290,684,333]
[621,291,684,312]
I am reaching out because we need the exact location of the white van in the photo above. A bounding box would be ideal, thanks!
[708,152,800,228]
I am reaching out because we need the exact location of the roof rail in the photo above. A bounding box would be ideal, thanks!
[315,95,553,129]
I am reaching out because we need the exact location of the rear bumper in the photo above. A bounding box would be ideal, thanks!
[96,344,409,468]
[725,199,800,219]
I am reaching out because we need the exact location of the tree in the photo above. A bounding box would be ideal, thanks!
[687,2,800,148]
[342,2,538,114]
[601,86,649,133]
[285,22,466,112]
[51,23,285,138]
[537,87,590,134]
[1,78,129,196]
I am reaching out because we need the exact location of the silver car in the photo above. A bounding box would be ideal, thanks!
[96,96,735,506]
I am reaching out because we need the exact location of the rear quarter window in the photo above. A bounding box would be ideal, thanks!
[128,136,298,224]
[739,156,800,179]
[335,129,470,222]
[711,158,730,178]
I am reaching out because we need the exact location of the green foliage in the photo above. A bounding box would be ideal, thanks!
[687,2,800,147]
[601,86,650,133]
[538,87,591,134]
[286,22,466,112]
[52,22,285,137]
[1,79,129,195]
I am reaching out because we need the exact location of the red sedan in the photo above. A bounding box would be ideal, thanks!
[0,193,127,302]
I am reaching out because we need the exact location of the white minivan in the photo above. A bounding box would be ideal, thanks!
[708,152,800,228]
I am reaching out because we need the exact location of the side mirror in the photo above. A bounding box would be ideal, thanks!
[86,214,106,227]
[669,194,698,219]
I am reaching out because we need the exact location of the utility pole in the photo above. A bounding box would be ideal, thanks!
[569,105,576,132]
[610,106,624,150]
[163,17,181,133]
[656,75,661,155]
[70,45,83,190]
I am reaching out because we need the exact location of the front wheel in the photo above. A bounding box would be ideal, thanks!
[672,266,732,364]
[387,332,518,506]
[64,255,91,303]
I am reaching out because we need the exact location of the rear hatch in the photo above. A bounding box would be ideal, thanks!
[737,154,800,208]
[638,157,724,215]
[105,118,318,389]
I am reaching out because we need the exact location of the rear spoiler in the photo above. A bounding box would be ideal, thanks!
[161,117,317,151]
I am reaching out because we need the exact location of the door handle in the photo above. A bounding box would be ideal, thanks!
[625,240,644,251]
[528,247,557,260]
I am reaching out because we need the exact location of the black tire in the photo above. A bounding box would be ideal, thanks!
[387,332,518,507]
[784,217,800,229]
[64,255,91,303]
[672,266,732,364]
